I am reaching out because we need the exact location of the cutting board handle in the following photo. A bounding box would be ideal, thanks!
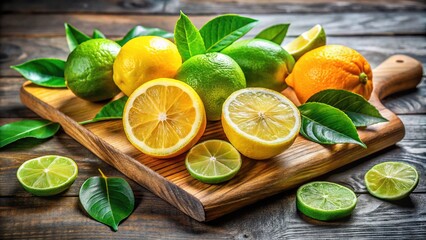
[371,55,423,101]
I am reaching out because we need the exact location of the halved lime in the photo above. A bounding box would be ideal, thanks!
[283,24,326,60]
[185,140,242,184]
[17,155,78,196]
[297,181,357,221]
[365,161,419,200]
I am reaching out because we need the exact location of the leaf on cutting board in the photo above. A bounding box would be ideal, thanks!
[200,14,258,52]
[116,25,174,46]
[0,119,60,148]
[255,23,290,45]
[92,29,106,39]
[11,58,66,88]
[307,89,388,127]
[79,96,128,125]
[298,102,366,147]
[65,23,91,51]
[174,11,206,61]
[79,169,135,231]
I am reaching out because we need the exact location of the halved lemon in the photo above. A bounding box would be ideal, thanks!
[123,78,207,158]
[222,88,301,160]
[284,24,326,60]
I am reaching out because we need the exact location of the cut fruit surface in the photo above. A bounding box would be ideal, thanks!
[222,88,301,160]
[123,78,206,158]
[186,140,241,184]
[283,24,326,60]
[364,161,419,200]
[297,181,357,221]
[16,155,78,196]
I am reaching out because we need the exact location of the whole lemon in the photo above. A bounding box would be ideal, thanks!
[113,36,182,96]
[221,39,295,92]
[286,45,373,103]
[64,39,121,102]
[175,53,246,121]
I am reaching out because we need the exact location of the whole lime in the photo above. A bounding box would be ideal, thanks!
[221,39,295,92]
[65,39,121,102]
[175,53,246,121]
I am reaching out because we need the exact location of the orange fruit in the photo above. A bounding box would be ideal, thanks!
[286,45,373,103]
[113,36,182,96]
[123,78,206,158]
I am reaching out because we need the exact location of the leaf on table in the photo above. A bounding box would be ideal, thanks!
[116,25,174,46]
[11,58,66,88]
[79,170,135,231]
[92,29,106,39]
[79,96,128,125]
[174,11,206,61]
[200,14,258,52]
[298,102,366,147]
[255,23,290,45]
[0,119,60,148]
[307,89,388,127]
[65,23,91,52]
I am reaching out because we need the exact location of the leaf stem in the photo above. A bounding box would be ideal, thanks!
[98,169,107,179]
[78,119,94,125]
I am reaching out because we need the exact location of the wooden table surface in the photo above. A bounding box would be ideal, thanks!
[1,1,425,239]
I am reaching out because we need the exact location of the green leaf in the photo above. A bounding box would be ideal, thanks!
[200,14,258,52]
[65,23,91,51]
[79,170,134,231]
[298,102,366,147]
[307,89,388,127]
[0,120,60,148]
[174,11,206,61]
[255,23,290,45]
[11,58,66,88]
[116,25,173,46]
[92,29,106,39]
[80,96,128,125]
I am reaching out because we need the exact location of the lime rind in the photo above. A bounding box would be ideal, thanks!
[296,181,357,221]
[16,155,78,196]
[364,161,419,200]
[185,140,242,184]
[283,24,326,60]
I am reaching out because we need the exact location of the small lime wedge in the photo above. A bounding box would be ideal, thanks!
[17,155,78,196]
[297,181,357,221]
[185,140,242,184]
[284,24,326,60]
[365,161,419,200]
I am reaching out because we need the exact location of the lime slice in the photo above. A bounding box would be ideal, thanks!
[185,140,242,184]
[296,181,357,221]
[17,155,78,196]
[283,24,326,60]
[365,161,419,200]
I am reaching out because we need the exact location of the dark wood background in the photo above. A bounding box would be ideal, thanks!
[1,0,425,239]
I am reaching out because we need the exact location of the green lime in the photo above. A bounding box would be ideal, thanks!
[185,140,242,184]
[365,161,419,200]
[284,24,326,60]
[17,155,78,196]
[175,53,246,121]
[65,39,121,102]
[296,181,357,221]
[221,38,295,92]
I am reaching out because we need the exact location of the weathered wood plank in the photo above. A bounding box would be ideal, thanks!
[1,194,425,239]
[2,35,425,78]
[2,0,425,14]
[1,12,425,38]
[2,0,167,14]
[166,0,426,14]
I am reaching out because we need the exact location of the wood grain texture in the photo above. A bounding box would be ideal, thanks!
[17,55,422,221]
[2,0,425,14]
[2,35,426,77]
[2,12,426,38]
[1,194,425,239]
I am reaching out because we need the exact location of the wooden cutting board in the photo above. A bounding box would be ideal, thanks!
[20,55,422,222]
